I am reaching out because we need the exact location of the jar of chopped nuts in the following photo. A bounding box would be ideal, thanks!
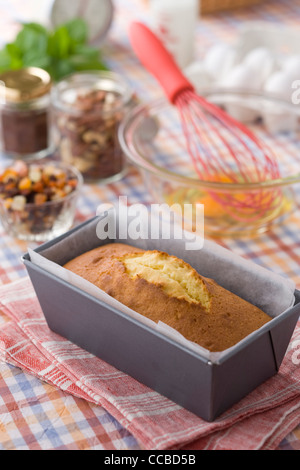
[51,71,134,183]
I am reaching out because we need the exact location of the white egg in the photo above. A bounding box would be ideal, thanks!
[220,63,261,89]
[263,71,298,133]
[219,64,261,123]
[184,61,213,90]
[203,43,236,81]
[243,47,275,84]
[264,71,294,99]
[284,55,300,80]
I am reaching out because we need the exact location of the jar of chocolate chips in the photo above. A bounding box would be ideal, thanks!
[51,71,134,183]
[0,67,52,159]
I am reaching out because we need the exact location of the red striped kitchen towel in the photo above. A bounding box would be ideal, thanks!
[0,277,299,450]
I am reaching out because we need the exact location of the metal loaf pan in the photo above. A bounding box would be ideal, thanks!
[23,216,300,422]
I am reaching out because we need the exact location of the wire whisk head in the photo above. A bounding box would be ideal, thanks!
[175,90,282,221]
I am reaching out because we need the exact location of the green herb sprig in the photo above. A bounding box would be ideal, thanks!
[0,18,108,81]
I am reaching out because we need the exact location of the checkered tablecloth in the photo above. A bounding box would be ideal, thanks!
[0,0,300,451]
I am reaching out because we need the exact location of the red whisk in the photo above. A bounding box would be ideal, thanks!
[129,22,282,222]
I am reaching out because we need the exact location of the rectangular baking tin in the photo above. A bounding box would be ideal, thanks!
[23,217,300,422]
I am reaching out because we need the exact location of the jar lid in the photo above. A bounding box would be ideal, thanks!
[50,0,114,45]
[0,67,52,103]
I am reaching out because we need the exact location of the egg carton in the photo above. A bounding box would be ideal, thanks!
[185,22,300,132]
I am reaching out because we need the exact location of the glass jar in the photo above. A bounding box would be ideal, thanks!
[51,71,134,183]
[0,67,52,160]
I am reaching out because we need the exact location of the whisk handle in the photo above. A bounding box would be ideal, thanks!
[129,22,194,104]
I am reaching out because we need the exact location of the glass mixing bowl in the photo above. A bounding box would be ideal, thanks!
[119,90,300,237]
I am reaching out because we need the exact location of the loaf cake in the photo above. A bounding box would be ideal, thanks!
[64,243,271,352]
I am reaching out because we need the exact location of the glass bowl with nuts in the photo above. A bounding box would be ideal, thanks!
[0,160,83,242]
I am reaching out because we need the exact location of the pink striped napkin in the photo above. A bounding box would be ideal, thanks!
[0,277,299,450]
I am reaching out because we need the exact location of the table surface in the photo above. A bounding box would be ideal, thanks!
[0,0,300,451]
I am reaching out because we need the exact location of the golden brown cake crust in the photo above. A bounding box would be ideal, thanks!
[64,243,271,352]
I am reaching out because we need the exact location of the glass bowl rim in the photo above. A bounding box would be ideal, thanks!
[119,90,300,192]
